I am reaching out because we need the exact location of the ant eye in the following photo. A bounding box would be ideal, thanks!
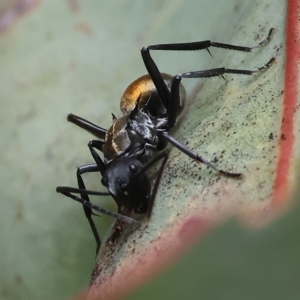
[101,177,107,186]
[129,163,138,173]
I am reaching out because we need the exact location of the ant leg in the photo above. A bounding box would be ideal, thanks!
[167,75,181,129]
[145,150,170,219]
[166,56,274,129]
[56,163,102,253]
[77,163,103,253]
[68,113,107,140]
[159,132,242,178]
[181,57,275,78]
[142,29,275,130]
[56,186,140,224]
[88,140,107,172]
[145,28,275,54]
[59,140,105,254]
[141,47,171,109]
[67,140,107,254]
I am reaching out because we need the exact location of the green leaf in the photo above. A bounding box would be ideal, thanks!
[128,195,300,300]
[0,0,294,300]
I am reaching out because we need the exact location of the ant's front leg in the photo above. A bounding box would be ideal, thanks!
[57,163,103,253]
[58,139,106,254]
[159,132,242,178]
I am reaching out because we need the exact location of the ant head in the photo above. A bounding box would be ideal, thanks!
[101,157,151,213]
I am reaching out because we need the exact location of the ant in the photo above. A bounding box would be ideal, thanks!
[56,28,275,253]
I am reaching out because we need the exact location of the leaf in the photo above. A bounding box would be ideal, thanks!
[0,0,296,300]
[127,191,300,300]
[88,0,293,299]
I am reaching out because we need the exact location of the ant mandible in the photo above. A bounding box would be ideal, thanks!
[56,28,275,253]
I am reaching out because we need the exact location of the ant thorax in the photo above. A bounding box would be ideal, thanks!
[102,106,163,164]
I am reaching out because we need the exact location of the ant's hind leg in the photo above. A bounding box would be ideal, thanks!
[76,163,102,253]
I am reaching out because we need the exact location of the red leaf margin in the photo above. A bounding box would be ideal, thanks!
[272,0,300,207]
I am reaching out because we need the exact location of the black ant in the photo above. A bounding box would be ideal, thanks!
[56,28,275,253]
